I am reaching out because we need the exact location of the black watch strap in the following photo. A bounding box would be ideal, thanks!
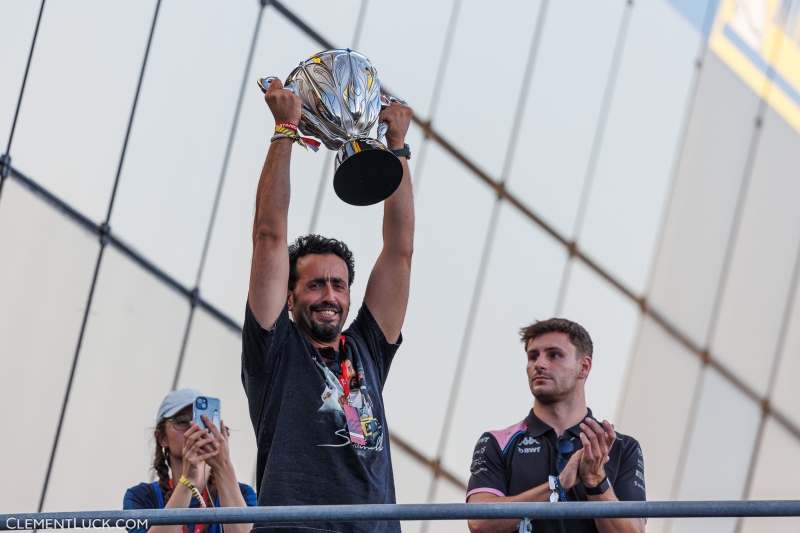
[585,476,611,495]
[392,143,411,159]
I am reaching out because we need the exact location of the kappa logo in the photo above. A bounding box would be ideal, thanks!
[520,437,540,446]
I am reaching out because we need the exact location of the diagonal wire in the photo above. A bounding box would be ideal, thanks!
[4,0,46,156]
[36,0,163,515]
[194,4,266,289]
[420,5,551,525]
[174,3,267,391]
[0,0,46,202]
[553,0,634,318]
[104,1,163,224]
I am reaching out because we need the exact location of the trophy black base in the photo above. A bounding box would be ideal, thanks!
[334,140,403,206]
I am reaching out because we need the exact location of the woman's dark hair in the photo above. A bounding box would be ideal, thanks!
[288,234,355,291]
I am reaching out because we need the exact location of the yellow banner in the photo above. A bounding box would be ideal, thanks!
[710,0,800,132]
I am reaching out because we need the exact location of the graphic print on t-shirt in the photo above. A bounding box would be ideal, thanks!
[316,356,383,451]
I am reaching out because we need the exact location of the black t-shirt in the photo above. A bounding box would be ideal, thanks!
[242,301,401,533]
[467,409,646,533]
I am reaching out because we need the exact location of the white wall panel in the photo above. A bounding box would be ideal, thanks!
[425,478,469,533]
[559,260,640,422]
[506,0,626,238]
[0,179,99,512]
[739,417,800,533]
[392,444,434,533]
[0,1,40,151]
[647,53,759,347]
[771,269,800,429]
[431,0,544,178]
[441,202,566,478]
[617,316,701,503]
[667,368,760,533]
[199,12,333,322]
[176,308,256,489]
[383,142,495,458]
[284,1,364,50]
[10,0,156,222]
[110,1,259,287]
[42,246,188,513]
[710,108,800,397]
[578,0,702,295]
[358,0,456,119]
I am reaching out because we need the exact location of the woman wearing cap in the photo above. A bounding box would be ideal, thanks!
[123,389,256,533]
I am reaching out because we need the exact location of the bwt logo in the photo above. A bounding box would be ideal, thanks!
[520,437,539,446]
[517,447,541,454]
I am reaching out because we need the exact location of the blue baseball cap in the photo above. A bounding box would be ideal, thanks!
[156,388,202,423]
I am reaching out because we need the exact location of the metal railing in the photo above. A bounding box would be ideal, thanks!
[3,501,800,529]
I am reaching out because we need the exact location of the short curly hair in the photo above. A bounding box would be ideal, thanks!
[288,234,355,291]
[519,318,593,359]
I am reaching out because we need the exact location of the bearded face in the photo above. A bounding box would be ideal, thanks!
[288,254,350,346]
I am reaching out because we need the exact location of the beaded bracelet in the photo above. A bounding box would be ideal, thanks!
[179,475,207,508]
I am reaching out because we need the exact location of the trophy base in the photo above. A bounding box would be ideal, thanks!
[334,140,403,206]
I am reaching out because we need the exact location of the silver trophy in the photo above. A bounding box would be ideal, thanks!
[258,49,404,206]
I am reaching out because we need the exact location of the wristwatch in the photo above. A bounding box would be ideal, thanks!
[392,143,411,159]
[585,476,611,495]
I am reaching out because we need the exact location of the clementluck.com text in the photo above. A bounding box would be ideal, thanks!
[5,518,149,530]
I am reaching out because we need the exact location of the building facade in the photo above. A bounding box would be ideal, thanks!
[1,1,799,531]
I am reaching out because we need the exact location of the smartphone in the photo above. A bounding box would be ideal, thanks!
[193,396,221,432]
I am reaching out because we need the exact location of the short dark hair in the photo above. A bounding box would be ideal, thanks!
[288,234,355,291]
[519,318,593,359]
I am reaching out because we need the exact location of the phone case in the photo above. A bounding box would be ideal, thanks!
[193,396,221,431]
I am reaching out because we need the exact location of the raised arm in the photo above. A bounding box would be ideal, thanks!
[248,79,302,329]
[363,101,415,344]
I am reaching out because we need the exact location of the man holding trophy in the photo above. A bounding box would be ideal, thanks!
[242,50,414,532]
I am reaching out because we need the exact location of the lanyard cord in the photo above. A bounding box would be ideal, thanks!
[313,335,368,399]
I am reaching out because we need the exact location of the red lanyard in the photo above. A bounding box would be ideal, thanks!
[340,336,350,395]
[324,336,350,396]
[339,360,350,396]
